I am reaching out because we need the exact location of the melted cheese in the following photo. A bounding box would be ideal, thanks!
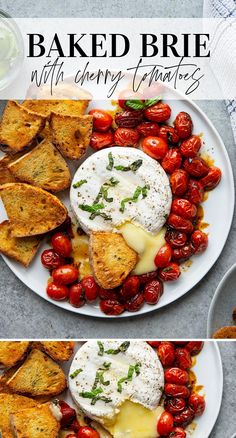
[71,229,92,279]
[120,223,166,275]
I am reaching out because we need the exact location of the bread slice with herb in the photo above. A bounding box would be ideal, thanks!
[0,101,46,153]
[8,139,71,192]
[33,341,75,362]
[0,393,39,438]
[6,349,67,397]
[23,99,89,118]
[0,342,30,369]
[90,232,138,289]
[50,113,93,160]
[10,403,60,438]
[0,221,42,266]
[0,183,67,237]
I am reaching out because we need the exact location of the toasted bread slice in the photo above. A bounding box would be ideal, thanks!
[33,341,75,362]
[0,101,45,153]
[10,403,60,438]
[8,139,71,192]
[0,156,19,185]
[6,349,67,397]
[23,99,89,117]
[212,326,236,339]
[90,232,138,289]
[0,221,42,266]
[0,393,38,438]
[0,342,30,369]
[50,113,93,160]
[0,183,67,237]
[38,121,53,142]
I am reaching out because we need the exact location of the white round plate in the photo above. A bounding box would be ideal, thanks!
[0,82,234,317]
[61,341,223,438]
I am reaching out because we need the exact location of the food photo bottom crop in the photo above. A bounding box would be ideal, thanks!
[0,340,235,438]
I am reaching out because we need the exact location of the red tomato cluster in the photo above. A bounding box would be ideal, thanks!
[58,400,100,437]
[147,341,205,437]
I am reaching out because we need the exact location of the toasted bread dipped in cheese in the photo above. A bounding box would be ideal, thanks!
[32,341,75,362]
[22,99,89,118]
[10,403,60,438]
[0,342,30,369]
[0,183,67,237]
[0,393,39,438]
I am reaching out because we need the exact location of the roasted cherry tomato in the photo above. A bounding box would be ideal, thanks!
[120,276,140,300]
[51,232,72,257]
[114,127,140,147]
[141,136,168,160]
[167,214,194,234]
[164,397,186,415]
[171,198,197,220]
[98,288,119,301]
[169,427,186,438]
[115,109,143,128]
[164,384,190,398]
[89,109,113,132]
[69,283,85,308]
[170,169,189,196]
[157,411,174,436]
[52,265,78,285]
[188,393,206,416]
[41,249,65,270]
[144,102,171,123]
[144,279,163,304]
[137,121,160,137]
[162,149,182,174]
[147,341,161,348]
[77,426,100,438]
[173,407,195,427]
[174,112,193,139]
[125,292,145,312]
[66,435,77,438]
[81,276,99,301]
[159,125,179,144]
[118,89,143,109]
[183,157,209,178]
[190,230,208,253]
[180,135,201,158]
[138,271,159,284]
[165,229,187,248]
[186,341,204,355]
[46,282,69,301]
[172,244,194,262]
[175,348,192,370]
[184,179,204,204]
[100,299,125,315]
[200,166,222,190]
[90,130,114,150]
[154,243,172,268]
[164,367,189,385]
[59,400,76,428]
[159,263,181,282]
[158,342,175,367]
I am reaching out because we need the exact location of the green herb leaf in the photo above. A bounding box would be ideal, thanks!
[105,341,130,355]
[92,362,111,390]
[117,362,142,393]
[89,211,112,221]
[79,203,105,213]
[94,178,119,204]
[144,96,161,108]
[70,368,83,379]
[119,185,150,213]
[114,159,143,173]
[73,179,87,189]
[106,152,114,171]
[97,341,104,356]
[126,99,145,110]
[79,387,103,399]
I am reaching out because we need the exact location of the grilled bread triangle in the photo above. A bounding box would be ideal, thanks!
[22,99,89,118]
[0,341,30,369]
[0,393,39,438]
[32,341,75,362]
[10,403,60,438]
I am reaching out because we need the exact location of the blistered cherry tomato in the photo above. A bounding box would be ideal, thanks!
[158,342,175,367]
[89,109,113,132]
[175,348,192,370]
[41,249,65,270]
[138,271,159,284]
[90,130,114,150]
[115,109,143,128]
[170,169,189,196]
[171,199,197,220]
[173,407,195,427]
[183,157,209,178]
[59,400,76,428]
[144,279,163,304]
[159,263,181,282]
[190,230,208,253]
[147,341,161,348]
[137,121,159,137]
[164,368,189,385]
[154,243,172,268]
[188,393,206,416]
[81,276,99,301]
[164,384,190,398]
[120,276,140,300]
[98,288,119,301]
[51,232,72,257]
[180,135,201,158]
[69,283,85,308]
[142,136,168,160]
[66,435,77,438]
[167,214,194,234]
[100,299,125,315]
[125,292,144,312]
[159,125,179,144]
[170,427,186,438]
[144,102,171,123]
[114,127,140,147]
[52,265,78,285]
[157,411,174,436]
[200,166,222,190]
[164,397,186,415]
[165,230,187,248]
[184,179,204,205]
[172,244,194,262]
[162,149,182,174]
[118,89,143,109]
[186,341,204,355]
[46,282,69,301]
[174,112,193,139]
[77,426,100,438]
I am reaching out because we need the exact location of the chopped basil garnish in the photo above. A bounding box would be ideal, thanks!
[94,177,119,204]
[106,152,114,170]
[79,203,112,221]
[97,341,104,356]
[117,362,142,393]
[70,368,83,379]
[92,363,111,390]
[126,96,161,110]
[114,159,143,173]
[79,387,112,405]
[105,341,130,355]
[120,185,150,213]
[73,179,87,189]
